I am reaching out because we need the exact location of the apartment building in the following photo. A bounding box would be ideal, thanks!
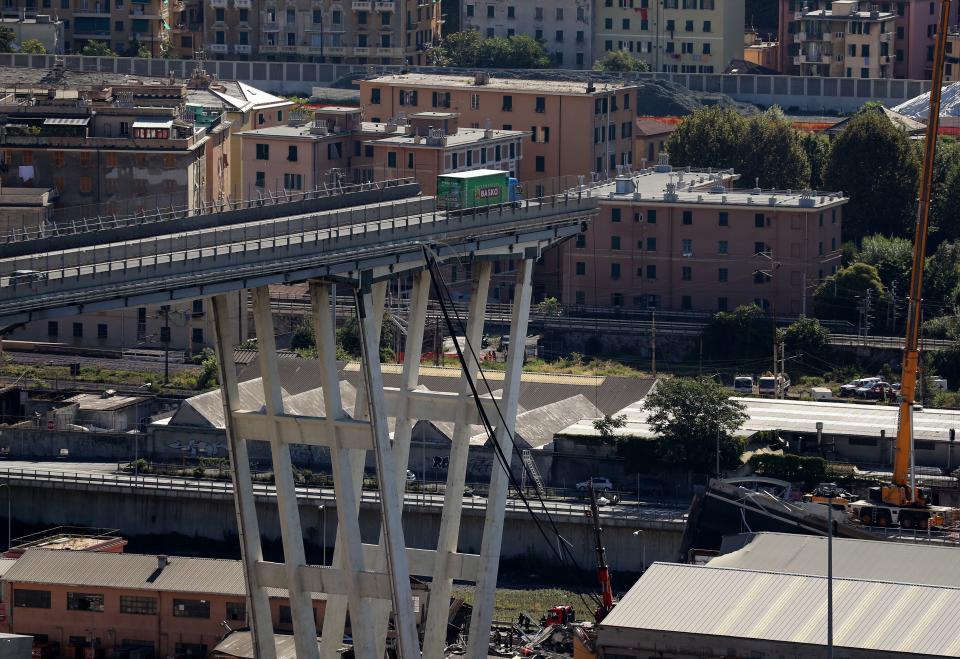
[204,0,441,65]
[780,0,960,78]
[0,14,64,53]
[788,1,896,78]
[368,111,525,193]
[360,73,638,186]
[594,0,745,74]
[537,164,847,314]
[0,0,167,55]
[167,0,203,58]
[461,0,592,69]
[3,549,326,659]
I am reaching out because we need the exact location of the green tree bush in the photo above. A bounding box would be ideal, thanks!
[813,263,885,324]
[593,49,650,72]
[80,40,116,56]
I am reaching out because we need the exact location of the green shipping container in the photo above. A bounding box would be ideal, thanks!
[437,169,508,210]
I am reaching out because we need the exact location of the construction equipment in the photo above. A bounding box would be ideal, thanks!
[854,0,954,530]
[587,482,616,622]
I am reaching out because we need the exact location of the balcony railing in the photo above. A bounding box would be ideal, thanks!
[324,45,346,55]
[207,43,228,53]
[209,0,226,7]
[352,46,370,55]
[234,0,251,6]
[374,1,395,11]
[259,44,279,52]
[352,0,372,9]
[375,46,402,57]
[234,44,251,54]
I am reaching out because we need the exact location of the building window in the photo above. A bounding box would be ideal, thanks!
[535,156,545,172]
[67,592,104,612]
[255,172,265,188]
[611,207,621,222]
[647,209,656,224]
[682,239,692,255]
[755,213,765,228]
[120,596,157,615]
[575,291,586,305]
[47,321,58,337]
[502,95,512,111]
[173,599,210,618]
[283,173,303,190]
[681,295,692,310]
[718,240,728,254]
[718,296,728,311]
[72,322,83,338]
[719,211,728,226]
[535,96,546,113]
[575,234,586,248]
[14,589,50,609]
[174,644,206,658]
[192,328,204,345]
[226,602,246,621]
[647,237,657,251]
[611,263,621,279]
[97,324,108,339]
[611,292,624,306]
[718,268,728,282]
[681,266,692,281]
[256,143,269,160]
[646,264,656,279]
[370,88,381,104]
[575,261,586,275]
[288,145,298,162]
[79,176,92,194]
[387,152,397,168]
[682,210,692,225]
[611,236,621,249]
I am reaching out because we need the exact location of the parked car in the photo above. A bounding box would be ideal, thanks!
[839,377,880,397]
[8,269,47,285]
[863,382,896,400]
[576,476,613,492]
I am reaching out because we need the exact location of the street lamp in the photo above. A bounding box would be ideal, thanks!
[0,483,11,551]
[632,529,646,573]
[318,504,326,566]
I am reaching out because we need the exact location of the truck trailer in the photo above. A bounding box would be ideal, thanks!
[436,169,520,211]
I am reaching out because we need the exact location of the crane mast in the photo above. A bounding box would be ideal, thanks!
[890,0,952,507]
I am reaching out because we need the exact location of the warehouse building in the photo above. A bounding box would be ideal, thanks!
[597,561,960,658]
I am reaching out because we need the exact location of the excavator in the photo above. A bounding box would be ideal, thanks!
[851,0,956,530]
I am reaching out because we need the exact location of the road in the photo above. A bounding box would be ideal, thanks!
[0,460,688,525]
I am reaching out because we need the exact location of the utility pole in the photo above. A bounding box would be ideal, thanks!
[651,310,657,377]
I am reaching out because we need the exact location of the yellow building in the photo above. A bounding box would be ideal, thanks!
[593,0,745,74]
[793,0,895,78]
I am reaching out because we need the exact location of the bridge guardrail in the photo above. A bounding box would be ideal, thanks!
[0,465,686,524]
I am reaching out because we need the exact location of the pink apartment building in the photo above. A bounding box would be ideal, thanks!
[779,0,959,78]
[536,165,847,315]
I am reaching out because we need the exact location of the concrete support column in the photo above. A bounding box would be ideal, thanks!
[311,281,379,659]
[467,258,533,659]
[422,261,492,658]
[356,285,421,659]
[251,286,319,659]
[210,293,276,659]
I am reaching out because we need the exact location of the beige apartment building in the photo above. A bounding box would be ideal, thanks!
[204,0,441,64]
[537,164,847,314]
[0,0,167,55]
[594,0,745,74]
[461,0,593,68]
[791,0,896,78]
[360,73,638,188]
[167,0,203,58]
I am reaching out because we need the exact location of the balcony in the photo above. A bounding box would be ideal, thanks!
[324,45,346,55]
[234,0,251,6]
[209,0,226,6]
[880,32,893,43]
[234,44,251,54]
[207,43,228,53]
[793,31,806,43]
[74,4,111,15]
[374,1,395,10]
[261,21,279,31]
[352,0,372,10]
[375,46,402,57]
[880,54,892,64]
[280,44,297,53]
[352,46,370,55]
[822,32,832,41]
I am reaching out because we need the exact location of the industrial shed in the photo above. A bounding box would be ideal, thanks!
[597,562,960,658]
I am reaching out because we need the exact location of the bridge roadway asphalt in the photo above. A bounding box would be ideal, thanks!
[0,459,688,526]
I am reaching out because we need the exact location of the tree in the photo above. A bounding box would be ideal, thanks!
[427,30,482,66]
[536,297,561,316]
[781,316,829,356]
[855,234,913,294]
[81,40,116,56]
[702,304,774,363]
[923,241,960,311]
[593,413,627,438]
[800,131,829,189]
[593,49,650,72]
[0,26,14,53]
[159,39,174,59]
[813,262,885,324]
[500,34,550,68]
[642,377,748,472]
[428,31,550,69]
[738,107,811,190]
[290,320,315,351]
[824,106,920,241]
[136,41,152,58]
[665,105,747,172]
[19,39,46,54]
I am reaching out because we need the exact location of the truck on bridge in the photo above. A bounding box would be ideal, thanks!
[436,169,521,211]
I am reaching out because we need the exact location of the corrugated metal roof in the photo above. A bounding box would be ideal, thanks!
[42,117,89,126]
[599,563,960,656]
[469,394,601,448]
[3,549,325,600]
[710,532,960,588]
[212,632,304,659]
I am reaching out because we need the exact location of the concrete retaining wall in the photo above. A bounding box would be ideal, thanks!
[0,54,932,113]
